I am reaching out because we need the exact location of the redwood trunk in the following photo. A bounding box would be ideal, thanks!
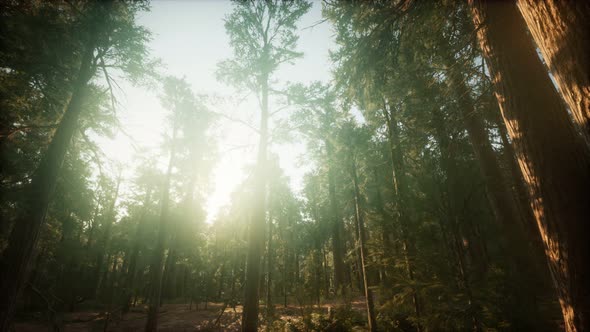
[470,1,590,331]
[517,0,590,145]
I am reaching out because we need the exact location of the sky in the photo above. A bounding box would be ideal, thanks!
[95,0,336,222]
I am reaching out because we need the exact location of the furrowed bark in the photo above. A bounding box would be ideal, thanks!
[517,0,590,146]
[470,1,590,330]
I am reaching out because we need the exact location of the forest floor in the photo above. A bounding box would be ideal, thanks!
[13,298,369,331]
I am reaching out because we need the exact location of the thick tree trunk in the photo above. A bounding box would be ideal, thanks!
[517,0,590,146]
[242,70,269,332]
[470,1,590,331]
[491,107,541,243]
[351,158,377,332]
[145,127,177,332]
[442,54,553,327]
[325,139,347,296]
[0,39,95,331]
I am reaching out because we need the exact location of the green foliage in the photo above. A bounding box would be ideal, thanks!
[217,0,311,91]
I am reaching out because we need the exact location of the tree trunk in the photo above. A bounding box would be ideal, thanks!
[265,213,273,320]
[350,157,377,332]
[441,54,552,325]
[0,37,96,331]
[95,172,122,298]
[122,189,152,313]
[371,168,394,268]
[517,0,590,146]
[325,139,347,296]
[242,68,269,332]
[162,248,177,300]
[145,126,177,332]
[442,51,526,247]
[382,103,422,329]
[470,1,590,330]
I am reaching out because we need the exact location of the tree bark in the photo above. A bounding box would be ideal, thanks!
[517,0,590,146]
[0,37,96,331]
[470,1,590,331]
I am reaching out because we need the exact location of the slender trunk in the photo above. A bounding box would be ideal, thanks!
[451,224,482,332]
[162,248,177,300]
[372,168,394,260]
[265,213,273,320]
[470,2,590,330]
[242,68,269,332]
[325,139,346,296]
[122,189,152,313]
[0,37,96,330]
[322,246,330,298]
[432,106,483,331]
[350,207,363,293]
[145,126,177,332]
[442,51,526,247]
[517,0,590,146]
[382,103,422,328]
[95,172,122,297]
[350,157,377,332]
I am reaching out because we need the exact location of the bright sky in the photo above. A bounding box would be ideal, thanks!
[95,0,335,222]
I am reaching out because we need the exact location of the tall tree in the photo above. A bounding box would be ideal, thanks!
[341,123,377,331]
[0,2,153,329]
[145,76,206,331]
[470,1,590,331]
[289,82,348,295]
[217,1,311,330]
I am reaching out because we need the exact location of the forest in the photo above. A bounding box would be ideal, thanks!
[0,0,589,331]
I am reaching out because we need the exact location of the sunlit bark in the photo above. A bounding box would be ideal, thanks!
[517,0,590,146]
[470,1,590,330]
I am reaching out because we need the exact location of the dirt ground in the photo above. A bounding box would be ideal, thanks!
[13,299,369,331]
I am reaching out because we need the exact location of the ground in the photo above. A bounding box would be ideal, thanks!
[13,299,370,331]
